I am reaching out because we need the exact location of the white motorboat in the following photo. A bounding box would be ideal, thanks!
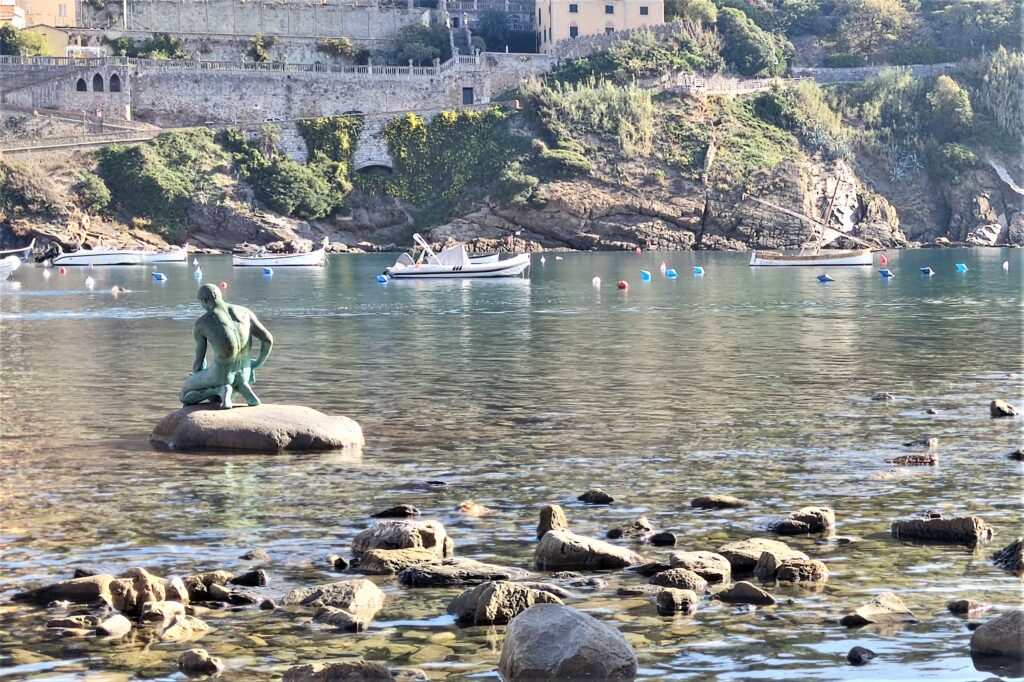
[47,242,188,266]
[384,234,531,279]
[747,182,879,267]
[0,255,22,280]
[0,238,35,262]
[232,237,328,267]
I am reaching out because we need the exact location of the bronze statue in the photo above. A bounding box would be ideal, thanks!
[180,283,273,409]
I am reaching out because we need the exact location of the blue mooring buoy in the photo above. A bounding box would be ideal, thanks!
[152,272,167,281]
[665,268,678,279]
[193,267,202,280]
[879,268,894,278]
[262,267,274,277]
[920,267,934,276]
[640,270,652,281]
[955,263,969,272]
[817,274,834,283]
[694,266,705,276]
[376,274,389,283]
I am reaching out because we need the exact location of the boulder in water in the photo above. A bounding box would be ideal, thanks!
[537,504,569,539]
[352,520,454,560]
[714,581,776,605]
[150,404,364,452]
[283,660,392,682]
[649,568,708,593]
[498,603,637,681]
[990,400,1018,417]
[372,504,420,518]
[992,538,1024,573]
[691,495,750,509]
[970,610,1024,659]
[283,579,385,614]
[839,592,916,627]
[535,530,643,570]
[356,548,440,575]
[448,581,563,625]
[717,538,805,574]
[178,648,224,677]
[656,588,699,616]
[398,558,525,587]
[669,551,731,584]
[891,516,992,546]
[578,489,615,504]
[769,506,835,535]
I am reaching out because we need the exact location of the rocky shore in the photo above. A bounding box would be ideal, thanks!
[7,396,1021,681]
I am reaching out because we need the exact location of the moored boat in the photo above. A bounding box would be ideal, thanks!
[47,242,189,266]
[232,238,329,267]
[141,242,189,264]
[0,238,35,262]
[384,234,531,279]
[0,255,22,280]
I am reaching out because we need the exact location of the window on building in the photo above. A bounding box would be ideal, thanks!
[568,3,578,11]
[92,73,104,92]
[462,87,474,105]
[109,73,121,92]
[605,4,613,12]
[605,26,615,34]
[58,3,67,16]
[569,25,578,37]
[76,77,86,91]
[538,8,541,22]
[639,5,648,14]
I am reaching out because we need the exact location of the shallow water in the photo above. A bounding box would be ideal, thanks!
[0,248,1021,681]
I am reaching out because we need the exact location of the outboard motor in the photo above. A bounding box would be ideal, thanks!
[36,244,61,263]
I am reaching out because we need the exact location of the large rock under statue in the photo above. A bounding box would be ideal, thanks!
[151,404,364,452]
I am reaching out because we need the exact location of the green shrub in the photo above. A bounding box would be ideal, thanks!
[925,141,979,181]
[248,34,276,62]
[892,46,954,65]
[0,26,47,56]
[823,53,863,67]
[256,159,334,219]
[979,47,1024,140]
[104,32,186,59]
[492,161,541,207]
[925,74,972,140]
[717,7,791,77]
[0,160,65,216]
[318,37,355,58]
[540,147,593,174]
[76,172,111,212]
[393,24,451,65]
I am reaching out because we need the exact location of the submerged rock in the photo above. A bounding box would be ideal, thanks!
[886,453,938,466]
[283,660,392,682]
[847,646,877,665]
[150,404,364,452]
[139,600,186,622]
[372,504,420,518]
[992,538,1024,573]
[535,530,643,570]
[499,603,637,681]
[891,516,993,545]
[691,495,750,509]
[537,504,570,540]
[314,605,372,632]
[578,489,615,505]
[970,610,1024,658]
[283,579,385,614]
[1009,448,1024,461]
[607,517,654,540]
[46,615,99,629]
[775,558,829,583]
[352,520,454,560]
[456,500,491,516]
[158,614,210,643]
[630,562,671,578]
[714,581,776,606]
[948,599,985,616]
[656,588,699,616]
[903,437,938,449]
[13,574,115,606]
[398,558,525,587]
[178,648,224,677]
[649,568,708,594]
[96,613,132,638]
[769,506,835,535]
[240,549,270,562]
[718,538,804,574]
[839,593,916,627]
[669,551,731,584]
[990,400,1018,418]
[649,531,677,546]
[871,392,894,401]
[448,581,563,625]
[230,569,268,587]
[357,548,440,575]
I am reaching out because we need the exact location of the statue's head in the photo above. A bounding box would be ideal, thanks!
[197,283,223,311]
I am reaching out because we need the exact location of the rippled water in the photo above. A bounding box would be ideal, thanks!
[1,248,1021,681]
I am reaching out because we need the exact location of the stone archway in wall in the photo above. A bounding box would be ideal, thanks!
[109,73,121,92]
[92,73,104,92]
[76,77,87,91]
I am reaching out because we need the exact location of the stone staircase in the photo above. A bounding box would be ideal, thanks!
[0,67,78,96]
[451,27,473,56]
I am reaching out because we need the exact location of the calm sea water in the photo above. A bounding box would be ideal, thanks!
[0,248,1021,681]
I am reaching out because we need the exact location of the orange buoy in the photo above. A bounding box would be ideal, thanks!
[617,280,629,290]
[219,281,228,289]
[59,267,67,275]
[634,247,641,255]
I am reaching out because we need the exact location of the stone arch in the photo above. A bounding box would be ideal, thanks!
[76,77,87,91]
[109,73,121,92]
[92,73,104,92]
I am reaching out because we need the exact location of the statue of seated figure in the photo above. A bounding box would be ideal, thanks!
[179,283,273,409]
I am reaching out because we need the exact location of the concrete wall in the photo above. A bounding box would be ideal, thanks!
[0,64,131,119]
[78,0,429,40]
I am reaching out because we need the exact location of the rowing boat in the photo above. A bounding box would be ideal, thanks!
[232,237,328,267]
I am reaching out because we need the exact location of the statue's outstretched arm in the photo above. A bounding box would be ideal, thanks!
[250,314,274,370]
[191,324,208,374]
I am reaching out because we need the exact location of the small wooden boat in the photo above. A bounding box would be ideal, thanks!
[232,237,328,267]
[747,182,879,267]
[384,234,530,279]
[48,242,188,266]
[0,255,22,280]
[0,238,35,262]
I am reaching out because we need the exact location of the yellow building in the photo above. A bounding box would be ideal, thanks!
[20,0,73,27]
[27,24,69,55]
[536,0,664,52]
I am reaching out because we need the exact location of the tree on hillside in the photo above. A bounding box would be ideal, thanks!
[717,7,790,77]
[925,75,972,140]
[979,46,1024,140]
[836,0,912,57]
[665,0,716,25]
[476,9,511,52]
[0,26,47,56]
[394,24,451,65]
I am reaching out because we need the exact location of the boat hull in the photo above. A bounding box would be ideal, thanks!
[232,250,326,267]
[0,239,35,262]
[749,249,874,267]
[51,250,147,266]
[386,254,531,279]
[0,255,21,280]
[141,246,189,264]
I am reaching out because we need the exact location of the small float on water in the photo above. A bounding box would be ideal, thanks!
[45,242,189,266]
[383,234,531,280]
[232,238,328,267]
[0,255,22,281]
[747,181,880,267]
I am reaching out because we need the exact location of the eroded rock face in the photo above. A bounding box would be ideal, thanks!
[448,581,563,625]
[535,530,644,571]
[890,516,992,546]
[352,520,454,560]
[839,593,916,627]
[970,610,1024,658]
[283,579,385,613]
[717,538,804,574]
[669,551,731,584]
[398,558,525,587]
[498,604,638,681]
[282,660,392,682]
[150,404,364,452]
[537,504,569,540]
